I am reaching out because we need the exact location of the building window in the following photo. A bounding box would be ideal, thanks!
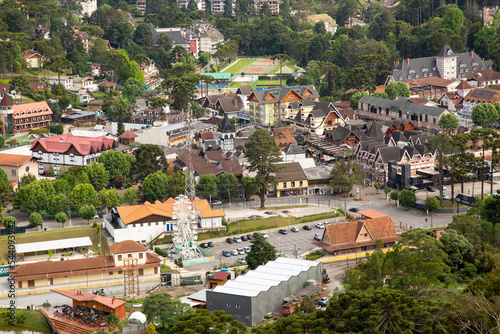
[128,254,132,258]
[227,303,231,307]
[11,170,16,176]
[283,182,287,188]
[291,182,295,187]
[118,271,122,275]
[109,272,113,275]
[25,166,30,173]
[118,255,122,261]
[236,304,240,309]
[139,253,143,259]
[299,181,303,187]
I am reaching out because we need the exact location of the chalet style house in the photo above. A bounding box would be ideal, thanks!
[314,216,400,255]
[246,86,320,126]
[30,133,116,175]
[287,100,345,136]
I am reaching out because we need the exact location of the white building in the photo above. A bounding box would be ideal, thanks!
[78,0,98,17]
[30,133,117,175]
[104,197,226,243]
[46,76,73,89]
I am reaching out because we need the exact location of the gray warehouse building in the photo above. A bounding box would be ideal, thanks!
[206,257,322,326]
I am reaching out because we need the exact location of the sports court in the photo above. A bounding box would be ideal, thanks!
[223,57,279,75]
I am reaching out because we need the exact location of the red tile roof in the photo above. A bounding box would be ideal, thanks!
[213,271,230,280]
[30,133,115,156]
[0,154,33,167]
[52,290,126,309]
[22,50,41,60]
[118,130,138,139]
[13,101,52,119]
[456,80,472,90]
[108,240,147,254]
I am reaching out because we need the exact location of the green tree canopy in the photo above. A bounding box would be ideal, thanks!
[246,235,277,270]
[216,173,238,199]
[472,103,499,127]
[142,171,171,202]
[70,183,99,210]
[28,212,43,228]
[438,113,459,134]
[79,205,96,222]
[349,91,367,109]
[440,229,474,271]
[0,168,9,186]
[13,181,49,213]
[132,144,168,181]
[122,187,139,205]
[98,188,121,211]
[2,216,17,228]
[329,160,365,195]
[385,81,410,99]
[399,189,416,207]
[196,174,218,201]
[85,162,110,191]
[143,292,193,329]
[98,150,135,180]
[123,77,145,103]
[244,130,283,208]
[55,211,68,227]
[170,309,247,334]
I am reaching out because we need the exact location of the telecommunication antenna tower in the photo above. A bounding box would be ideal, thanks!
[170,105,202,260]
[123,258,139,297]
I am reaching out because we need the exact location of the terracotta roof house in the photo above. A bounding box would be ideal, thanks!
[460,87,500,120]
[105,197,226,242]
[118,130,138,145]
[30,132,117,176]
[22,50,42,69]
[314,216,400,254]
[407,77,459,99]
[0,153,39,188]
[0,96,52,136]
[287,100,345,136]
[465,69,500,87]
[9,240,160,289]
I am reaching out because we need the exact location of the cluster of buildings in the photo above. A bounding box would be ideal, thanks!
[139,0,281,15]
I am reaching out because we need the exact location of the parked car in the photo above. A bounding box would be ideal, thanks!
[303,225,312,230]
[222,250,231,257]
[207,241,214,247]
[442,185,447,190]
[226,238,234,244]
[253,232,261,238]
[233,237,242,243]
[243,246,251,253]
[316,301,327,307]
[261,232,269,238]
[212,200,222,205]
[282,210,291,213]
[315,223,325,229]
[348,208,359,213]
[264,211,276,215]
[320,297,328,302]
[314,233,322,241]
[249,215,262,219]
[231,250,239,256]
[237,248,245,255]
[240,235,248,242]
[436,195,450,201]
[291,227,299,233]
[246,234,254,240]
[237,257,247,264]
[278,229,287,235]
[200,242,209,248]
[427,186,436,192]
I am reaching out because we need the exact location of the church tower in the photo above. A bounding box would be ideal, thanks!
[436,45,458,80]
[218,115,236,153]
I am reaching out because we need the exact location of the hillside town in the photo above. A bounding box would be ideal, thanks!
[2,0,500,333]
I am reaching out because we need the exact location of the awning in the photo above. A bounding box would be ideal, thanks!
[15,237,92,254]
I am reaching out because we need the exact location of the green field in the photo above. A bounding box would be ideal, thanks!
[222,58,255,73]
[0,308,51,332]
[0,226,109,265]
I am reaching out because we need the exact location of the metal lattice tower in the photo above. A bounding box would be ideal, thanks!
[123,258,139,297]
[184,105,196,200]
[170,195,202,260]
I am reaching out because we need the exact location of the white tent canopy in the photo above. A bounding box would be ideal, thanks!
[15,237,92,254]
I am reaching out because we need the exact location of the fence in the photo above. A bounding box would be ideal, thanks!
[215,197,345,210]
[123,323,148,333]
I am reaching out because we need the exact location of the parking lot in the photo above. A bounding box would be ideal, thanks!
[187,222,329,271]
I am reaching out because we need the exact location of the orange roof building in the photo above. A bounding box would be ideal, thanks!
[0,153,39,186]
[105,197,226,243]
[314,216,400,255]
[0,95,52,136]
[118,130,138,145]
[52,290,127,320]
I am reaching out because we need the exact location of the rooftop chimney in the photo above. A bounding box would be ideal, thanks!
[406,58,410,65]
[112,296,115,304]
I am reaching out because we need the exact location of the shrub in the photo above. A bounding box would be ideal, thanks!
[155,247,167,257]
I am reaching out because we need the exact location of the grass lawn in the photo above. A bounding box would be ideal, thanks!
[229,81,251,89]
[253,79,282,89]
[0,226,109,265]
[0,308,51,332]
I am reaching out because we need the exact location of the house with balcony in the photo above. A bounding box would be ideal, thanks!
[136,0,146,15]
[0,96,52,136]
[357,95,450,130]
[287,100,345,136]
[465,69,500,87]
[30,132,116,175]
[253,0,281,14]
[22,50,43,69]
[246,85,320,126]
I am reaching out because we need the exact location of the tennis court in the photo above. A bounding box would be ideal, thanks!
[223,57,279,75]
